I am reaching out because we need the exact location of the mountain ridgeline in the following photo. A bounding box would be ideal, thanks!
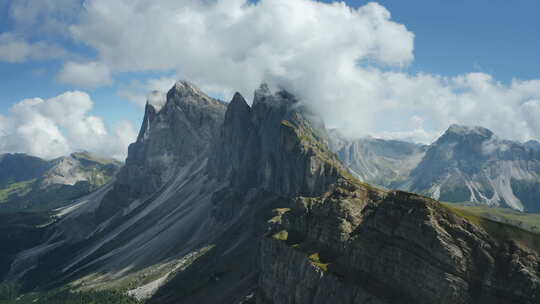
[332,125,540,212]
[2,81,539,304]
[0,152,121,212]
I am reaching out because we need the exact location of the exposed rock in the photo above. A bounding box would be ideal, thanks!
[209,84,344,197]
[259,183,540,304]
[113,80,227,201]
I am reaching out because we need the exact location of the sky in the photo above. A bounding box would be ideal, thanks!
[0,0,539,160]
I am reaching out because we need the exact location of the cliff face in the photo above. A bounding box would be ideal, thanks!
[258,182,540,304]
[208,84,343,197]
[116,81,227,200]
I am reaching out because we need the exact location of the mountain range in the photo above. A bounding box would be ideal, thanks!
[0,152,121,212]
[0,81,538,304]
[333,125,540,212]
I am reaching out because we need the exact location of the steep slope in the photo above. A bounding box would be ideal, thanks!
[5,81,230,300]
[0,152,120,284]
[4,82,539,304]
[403,124,540,212]
[0,152,120,212]
[332,134,426,188]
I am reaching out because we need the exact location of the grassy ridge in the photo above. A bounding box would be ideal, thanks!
[442,203,540,252]
[442,203,540,233]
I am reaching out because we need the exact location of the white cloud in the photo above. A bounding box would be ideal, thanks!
[57,61,113,88]
[69,0,413,94]
[0,91,136,160]
[0,33,68,63]
[3,0,540,145]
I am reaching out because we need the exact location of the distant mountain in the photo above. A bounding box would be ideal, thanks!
[331,132,427,188]
[1,81,536,304]
[331,124,540,212]
[0,151,121,212]
[402,124,540,212]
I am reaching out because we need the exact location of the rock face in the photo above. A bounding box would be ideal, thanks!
[403,124,540,212]
[116,81,227,200]
[259,185,540,304]
[209,84,343,197]
[5,82,539,304]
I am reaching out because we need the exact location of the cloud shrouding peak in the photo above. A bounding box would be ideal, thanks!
[67,0,540,143]
[70,0,414,94]
[2,0,540,146]
[0,91,137,160]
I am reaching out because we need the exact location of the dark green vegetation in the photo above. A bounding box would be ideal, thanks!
[0,211,52,280]
[442,203,540,234]
[0,285,140,304]
[0,181,96,212]
[0,152,120,212]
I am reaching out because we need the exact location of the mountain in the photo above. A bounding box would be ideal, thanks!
[2,82,538,304]
[331,132,427,188]
[0,151,121,212]
[331,125,540,213]
[403,124,540,212]
[0,152,120,287]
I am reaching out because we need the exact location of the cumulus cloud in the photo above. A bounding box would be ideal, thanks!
[3,0,540,145]
[0,91,136,160]
[70,0,413,95]
[62,0,539,143]
[57,61,113,88]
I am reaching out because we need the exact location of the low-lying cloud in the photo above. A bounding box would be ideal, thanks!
[0,91,137,160]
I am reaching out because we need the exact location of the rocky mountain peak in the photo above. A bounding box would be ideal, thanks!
[440,124,494,143]
[114,81,227,201]
[229,92,250,111]
[209,84,345,197]
[166,80,215,105]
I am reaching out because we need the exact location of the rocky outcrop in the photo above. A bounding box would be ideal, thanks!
[259,181,540,304]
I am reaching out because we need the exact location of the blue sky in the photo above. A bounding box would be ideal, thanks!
[0,0,539,159]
